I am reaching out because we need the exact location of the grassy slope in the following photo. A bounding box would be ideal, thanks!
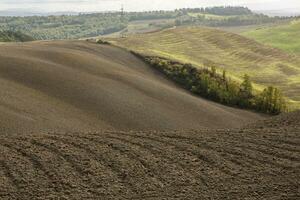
[243,19,300,54]
[108,27,300,108]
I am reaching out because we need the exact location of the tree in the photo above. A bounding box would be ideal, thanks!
[211,66,217,77]
[240,74,253,98]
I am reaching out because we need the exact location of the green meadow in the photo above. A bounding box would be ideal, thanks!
[243,19,300,54]
[108,27,300,109]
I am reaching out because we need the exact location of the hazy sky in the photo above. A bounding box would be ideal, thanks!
[0,0,299,12]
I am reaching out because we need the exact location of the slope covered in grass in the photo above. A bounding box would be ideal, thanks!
[243,19,300,54]
[108,27,300,108]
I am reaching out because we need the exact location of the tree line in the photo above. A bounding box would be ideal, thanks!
[0,30,33,42]
[0,6,297,40]
[175,13,291,27]
[132,52,287,114]
[177,6,252,16]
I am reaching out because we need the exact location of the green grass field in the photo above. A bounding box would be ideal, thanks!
[243,19,300,54]
[108,27,300,109]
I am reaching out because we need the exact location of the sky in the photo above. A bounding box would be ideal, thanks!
[0,0,299,13]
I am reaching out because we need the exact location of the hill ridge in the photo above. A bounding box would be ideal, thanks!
[0,40,263,133]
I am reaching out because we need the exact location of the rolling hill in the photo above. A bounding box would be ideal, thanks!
[108,27,300,108]
[243,19,300,54]
[0,40,262,133]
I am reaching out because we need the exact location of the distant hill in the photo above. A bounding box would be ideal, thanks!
[0,6,286,40]
[243,19,300,54]
[108,27,300,108]
[0,30,34,42]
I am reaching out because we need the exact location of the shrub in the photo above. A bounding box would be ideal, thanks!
[135,52,287,114]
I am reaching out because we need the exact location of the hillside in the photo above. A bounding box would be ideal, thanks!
[0,41,263,133]
[0,30,33,42]
[0,6,285,40]
[0,111,299,199]
[243,19,300,54]
[108,27,300,108]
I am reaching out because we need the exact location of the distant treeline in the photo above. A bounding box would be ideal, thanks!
[0,30,34,42]
[128,6,253,21]
[175,13,292,27]
[177,6,252,16]
[0,13,127,40]
[132,52,287,114]
[0,6,297,40]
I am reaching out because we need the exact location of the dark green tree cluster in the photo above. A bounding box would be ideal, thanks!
[255,87,287,114]
[0,13,127,40]
[178,6,252,16]
[0,30,34,42]
[203,6,252,16]
[176,13,286,27]
[132,52,287,114]
[128,11,180,21]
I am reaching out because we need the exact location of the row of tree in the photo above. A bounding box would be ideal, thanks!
[175,14,288,27]
[177,6,252,16]
[132,53,287,114]
[0,30,33,42]
[0,13,127,40]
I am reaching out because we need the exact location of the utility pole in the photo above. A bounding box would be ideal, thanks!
[120,4,126,38]
[120,4,124,22]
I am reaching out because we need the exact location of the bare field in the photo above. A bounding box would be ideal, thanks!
[0,41,262,133]
[0,111,299,199]
[0,40,299,200]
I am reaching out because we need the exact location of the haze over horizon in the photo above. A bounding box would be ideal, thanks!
[0,0,299,14]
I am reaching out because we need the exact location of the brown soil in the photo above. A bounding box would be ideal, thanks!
[0,41,298,199]
[0,41,262,133]
[0,112,299,199]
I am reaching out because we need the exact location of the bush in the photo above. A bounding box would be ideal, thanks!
[134,52,287,114]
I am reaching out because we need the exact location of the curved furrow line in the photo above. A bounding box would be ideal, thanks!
[82,135,209,199]
[104,135,204,187]
[234,137,300,154]
[162,131,300,154]
[0,142,67,199]
[235,141,300,162]
[160,133,300,169]
[0,166,21,200]
[0,160,21,194]
[103,134,215,198]
[111,132,242,178]
[100,136,166,183]
[103,132,242,195]
[216,131,300,158]
[27,137,115,197]
[43,134,140,197]
[0,139,62,194]
[45,133,155,197]
[70,134,173,196]
[266,138,300,148]
[101,135,206,198]
[12,136,116,199]
[157,132,261,172]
